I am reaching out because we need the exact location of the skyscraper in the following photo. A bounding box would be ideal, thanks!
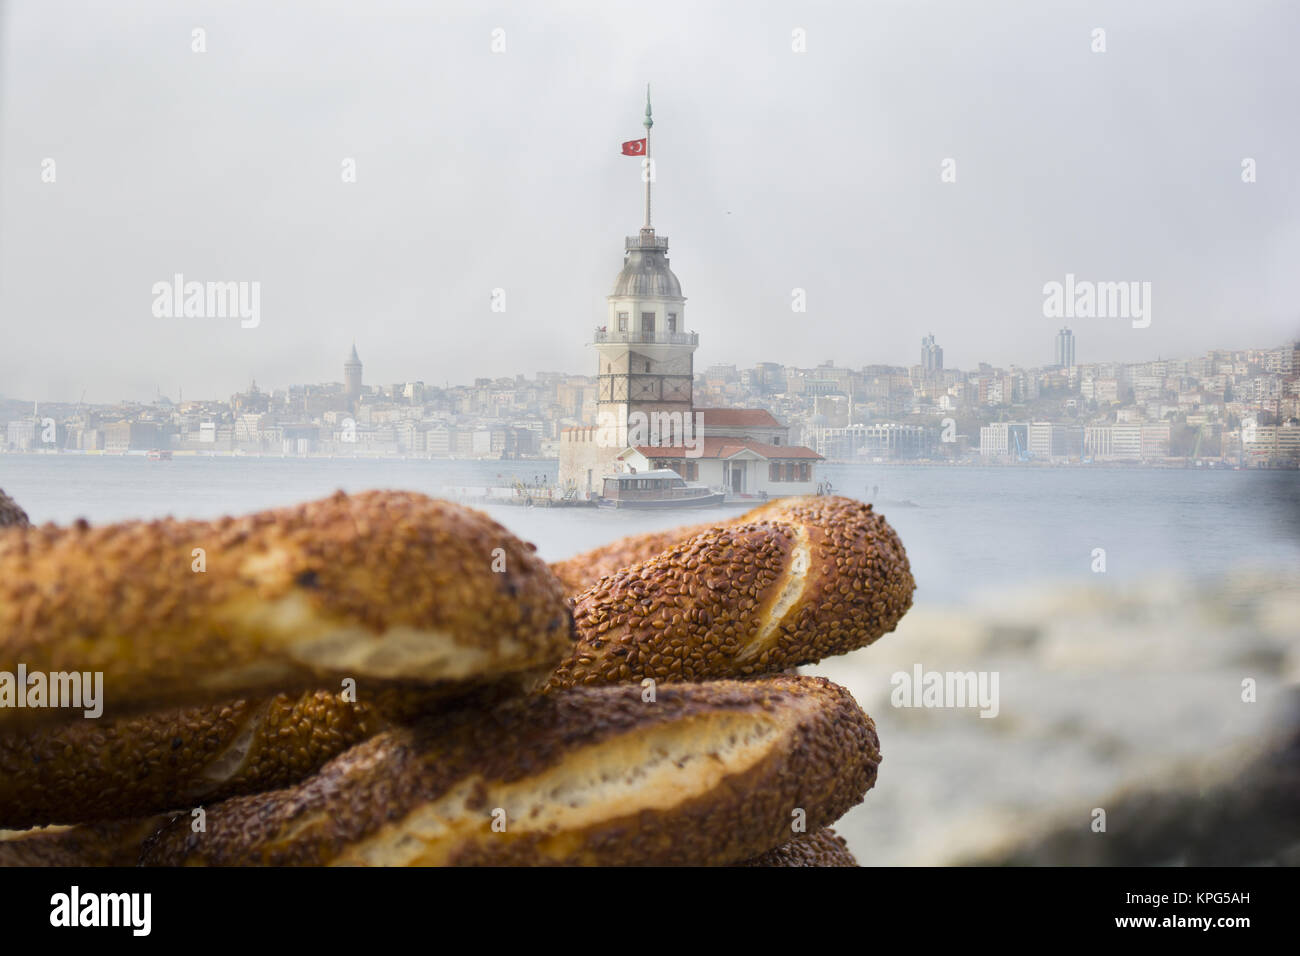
[921,334,943,372]
[1054,327,1075,369]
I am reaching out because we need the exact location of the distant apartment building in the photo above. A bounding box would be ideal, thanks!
[979,422,1029,459]
[1262,344,1298,375]
[1083,422,1170,461]
[812,423,933,460]
[1027,422,1071,460]
[425,423,455,457]
[1242,420,1300,464]
[746,362,786,392]
[5,420,36,451]
[233,413,263,443]
[104,421,160,453]
[1140,421,1171,458]
[704,364,739,385]
[1082,377,1120,404]
[1110,424,1142,459]
[812,394,851,428]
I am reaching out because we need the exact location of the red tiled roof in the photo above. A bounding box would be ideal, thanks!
[630,437,822,460]
[694,407,781,428]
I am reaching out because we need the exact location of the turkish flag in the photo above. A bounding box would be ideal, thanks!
[621,138,647,156]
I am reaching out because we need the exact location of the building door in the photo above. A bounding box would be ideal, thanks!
[731,463,743,493]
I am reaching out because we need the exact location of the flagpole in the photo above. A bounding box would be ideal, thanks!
[643,84,653,230]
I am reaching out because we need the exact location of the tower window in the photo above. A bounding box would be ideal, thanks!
[617,312,629,331]
[667,313,677,332]
[642,312,655,335]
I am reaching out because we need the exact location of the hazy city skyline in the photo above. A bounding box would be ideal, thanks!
[2,0,1298,404]
[1,330,1292,408]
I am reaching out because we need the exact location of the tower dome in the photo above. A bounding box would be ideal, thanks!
[611,232,682,298]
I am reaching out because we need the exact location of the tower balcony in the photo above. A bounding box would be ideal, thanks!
[594,329,698,347]
[626,233,670,252]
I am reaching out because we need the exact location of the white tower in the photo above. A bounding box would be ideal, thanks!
[594,86,697,441]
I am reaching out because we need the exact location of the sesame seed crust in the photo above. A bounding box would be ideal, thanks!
[140,674,880,867]
[0,685,469,829]
[547,496,914,689]
[550,520,717,595]
[737,827,859,867]
[0,817,164,867]
[0,491,574,730]
[0,489,29,530]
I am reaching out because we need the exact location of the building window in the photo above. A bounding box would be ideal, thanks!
[618,312,628,331]
[799,462,810,481]
[769,463,779,481]
[642,312,655,335]
[667,313,677,332]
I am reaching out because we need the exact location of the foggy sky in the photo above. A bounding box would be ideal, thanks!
[1,0,1297,404]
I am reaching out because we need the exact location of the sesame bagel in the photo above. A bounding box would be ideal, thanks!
[0,685,471,829]
[0,489,28,529]
[547,496,913,689]
[0,490,573,730]
[550,519,717,594]
[739,827,859,867]
[548,495,874,595]
[140,674,880,866]
[0,818,163,867]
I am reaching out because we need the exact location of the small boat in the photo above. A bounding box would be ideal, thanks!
[598,469,724,509]
[146,449,173,461]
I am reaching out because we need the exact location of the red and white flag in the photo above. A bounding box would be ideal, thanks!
[621,138,646,156]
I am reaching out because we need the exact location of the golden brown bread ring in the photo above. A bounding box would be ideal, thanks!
[0,682,526,830]
[140,674,880,866]
[547,496,913,689]
[0,488,29,529]
[0,490,573,730]
[550,520,717,594]
[0,818,164,867]
[0,686,476,829]
[738,827,859,867]
[547,496,859,595]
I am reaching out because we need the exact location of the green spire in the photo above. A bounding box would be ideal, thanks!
[643,83,653,130]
